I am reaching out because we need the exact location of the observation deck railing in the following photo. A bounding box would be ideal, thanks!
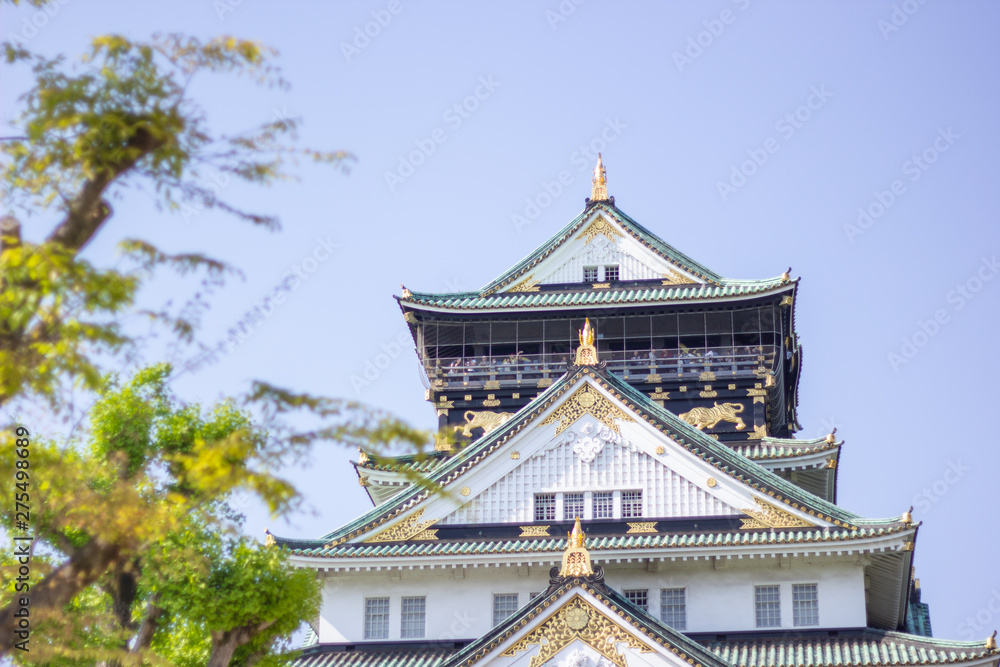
[425,345,777,390]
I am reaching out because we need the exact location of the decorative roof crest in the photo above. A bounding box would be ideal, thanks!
[575,318,598,366]
[585,154,614,207]
[559,517,594,577]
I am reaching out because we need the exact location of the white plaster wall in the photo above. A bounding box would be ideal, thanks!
[318,556,867,643]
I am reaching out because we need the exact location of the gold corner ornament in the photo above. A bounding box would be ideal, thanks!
[401,284,412,299]
[781,267,791,283]
[574,318,599,366]
[591,152,609,202]
[264,529,276,548]
[740,497,814,530]
[543,383,633,435]
[577,215,623,245]
[500,596,655,667]
[357,448,370,464]
[363,508,439,543]
[826,428,837,444]
[560,518,593,577]
[509,274,541,293]
[986,631,997,651]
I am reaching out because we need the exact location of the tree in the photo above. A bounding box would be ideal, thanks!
[0,7,443,663]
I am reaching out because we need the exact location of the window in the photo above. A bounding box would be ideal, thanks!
[534,493,556,521]
[604,265,619,282]
[793,584,819,626]
[622,490,643,518]
[593,491,614,519]
[623,589,648,612]
[755,585,781,628]
[564,493,585,520]
[661,589,687,630]
[493,593,519,627]
[584,266,598,282]
[364,597,390,639]
[400,596,425,638]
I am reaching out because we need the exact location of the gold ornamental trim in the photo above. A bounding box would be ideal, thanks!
[740,497,814,530]
[363,508,439,543]
[661,269,696,285]
[508,274,541,293]
[577,215,622,245]
[592,282,611,289]
[542,384,633,435]
[747,424,767,440]
[500,596,655,667]
[461,410,513,437]
[626,522,657,534]
[519,525,550,537]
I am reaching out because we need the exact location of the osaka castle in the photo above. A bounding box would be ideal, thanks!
[273,156,999,667]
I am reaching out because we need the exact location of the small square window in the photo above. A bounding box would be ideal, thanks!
[622,490,643,518]
[661,588,686,630]
[401,596,426,638]
[564,493,584,520]
[593,491,614,519]
[793,584,819,626]
[755,585,781,628]
[604,265,619,282]
[584,266,598,282]
[364,597,390,639]
[493,593,519,627]
[534,493,556,521]
[623,589,648,612]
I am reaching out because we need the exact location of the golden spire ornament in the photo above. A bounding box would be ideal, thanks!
[559,517,594,577]
[574,318,598,366]
[591,153,608,202]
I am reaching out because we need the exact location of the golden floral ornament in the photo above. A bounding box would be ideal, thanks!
[740,497,814,530]
[460,486,471,496]
[509,274,541,293]
[500,596,655,667]
[706,477,717,488]
[363,507,439,542]
[543,383,633,435]
[577,215,622,245]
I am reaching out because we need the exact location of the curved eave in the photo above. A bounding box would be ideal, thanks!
[734,441,841,466]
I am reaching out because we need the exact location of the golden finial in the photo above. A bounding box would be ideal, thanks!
[591,153,609,202]
[264,528,276,547]
[986,631,997,651]
[826,427,837,444]
[559,517,594,577]
[358,448,370,464]
[574,318,598,366]
[401,284,412,299]
[781,267,791,283]
[902,506,913,525]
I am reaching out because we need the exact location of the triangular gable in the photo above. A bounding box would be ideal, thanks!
[439,576,729,667]
[314,367,886,549]
[499,208,704,293]
[481,203,723,296]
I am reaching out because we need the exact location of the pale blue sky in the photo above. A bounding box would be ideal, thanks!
[3,0,999,640]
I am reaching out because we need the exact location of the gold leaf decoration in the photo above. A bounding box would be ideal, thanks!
[500,596,655,667]
[661,269,695,285]
[363,508,439,543]
[577,216,624,244]
[519,525,550,537]
[626,522,657,534]
[542,384,634,435]
[509,275,541,293]
[740,497,814,530]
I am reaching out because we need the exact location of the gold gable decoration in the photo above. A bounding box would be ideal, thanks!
[577,216,623,244]
[500,595,655,667]
[740,497,814,530]
[508,274,541,293]
[363,508,439,542]
[574,318,598,366]
[560,518,593,577]
[542,383,633,435]
[661,269,695,285]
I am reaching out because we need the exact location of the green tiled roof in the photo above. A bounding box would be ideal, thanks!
[294,647,453,667]
[274,366,903,553]
[356,452,448,474]
[732,439,840,461]
[706,630,995,667]
[283,525,908,559]
[401,280,791,312]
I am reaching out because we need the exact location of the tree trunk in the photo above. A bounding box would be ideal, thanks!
[0,538,121,655]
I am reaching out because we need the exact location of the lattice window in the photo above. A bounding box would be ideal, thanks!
[755,585,781,628]
[563,492,584,520]
[534,493,556,521]
[593,491,614,519]
[400,596,425,638]
[583,266,598,282]
[364,597,390,639]
[622,490,643,518]
[793,584,819,626]
[661,588,686,630]
[493,593,519,627]
[604,265,619,282]
[623,589,648,612]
